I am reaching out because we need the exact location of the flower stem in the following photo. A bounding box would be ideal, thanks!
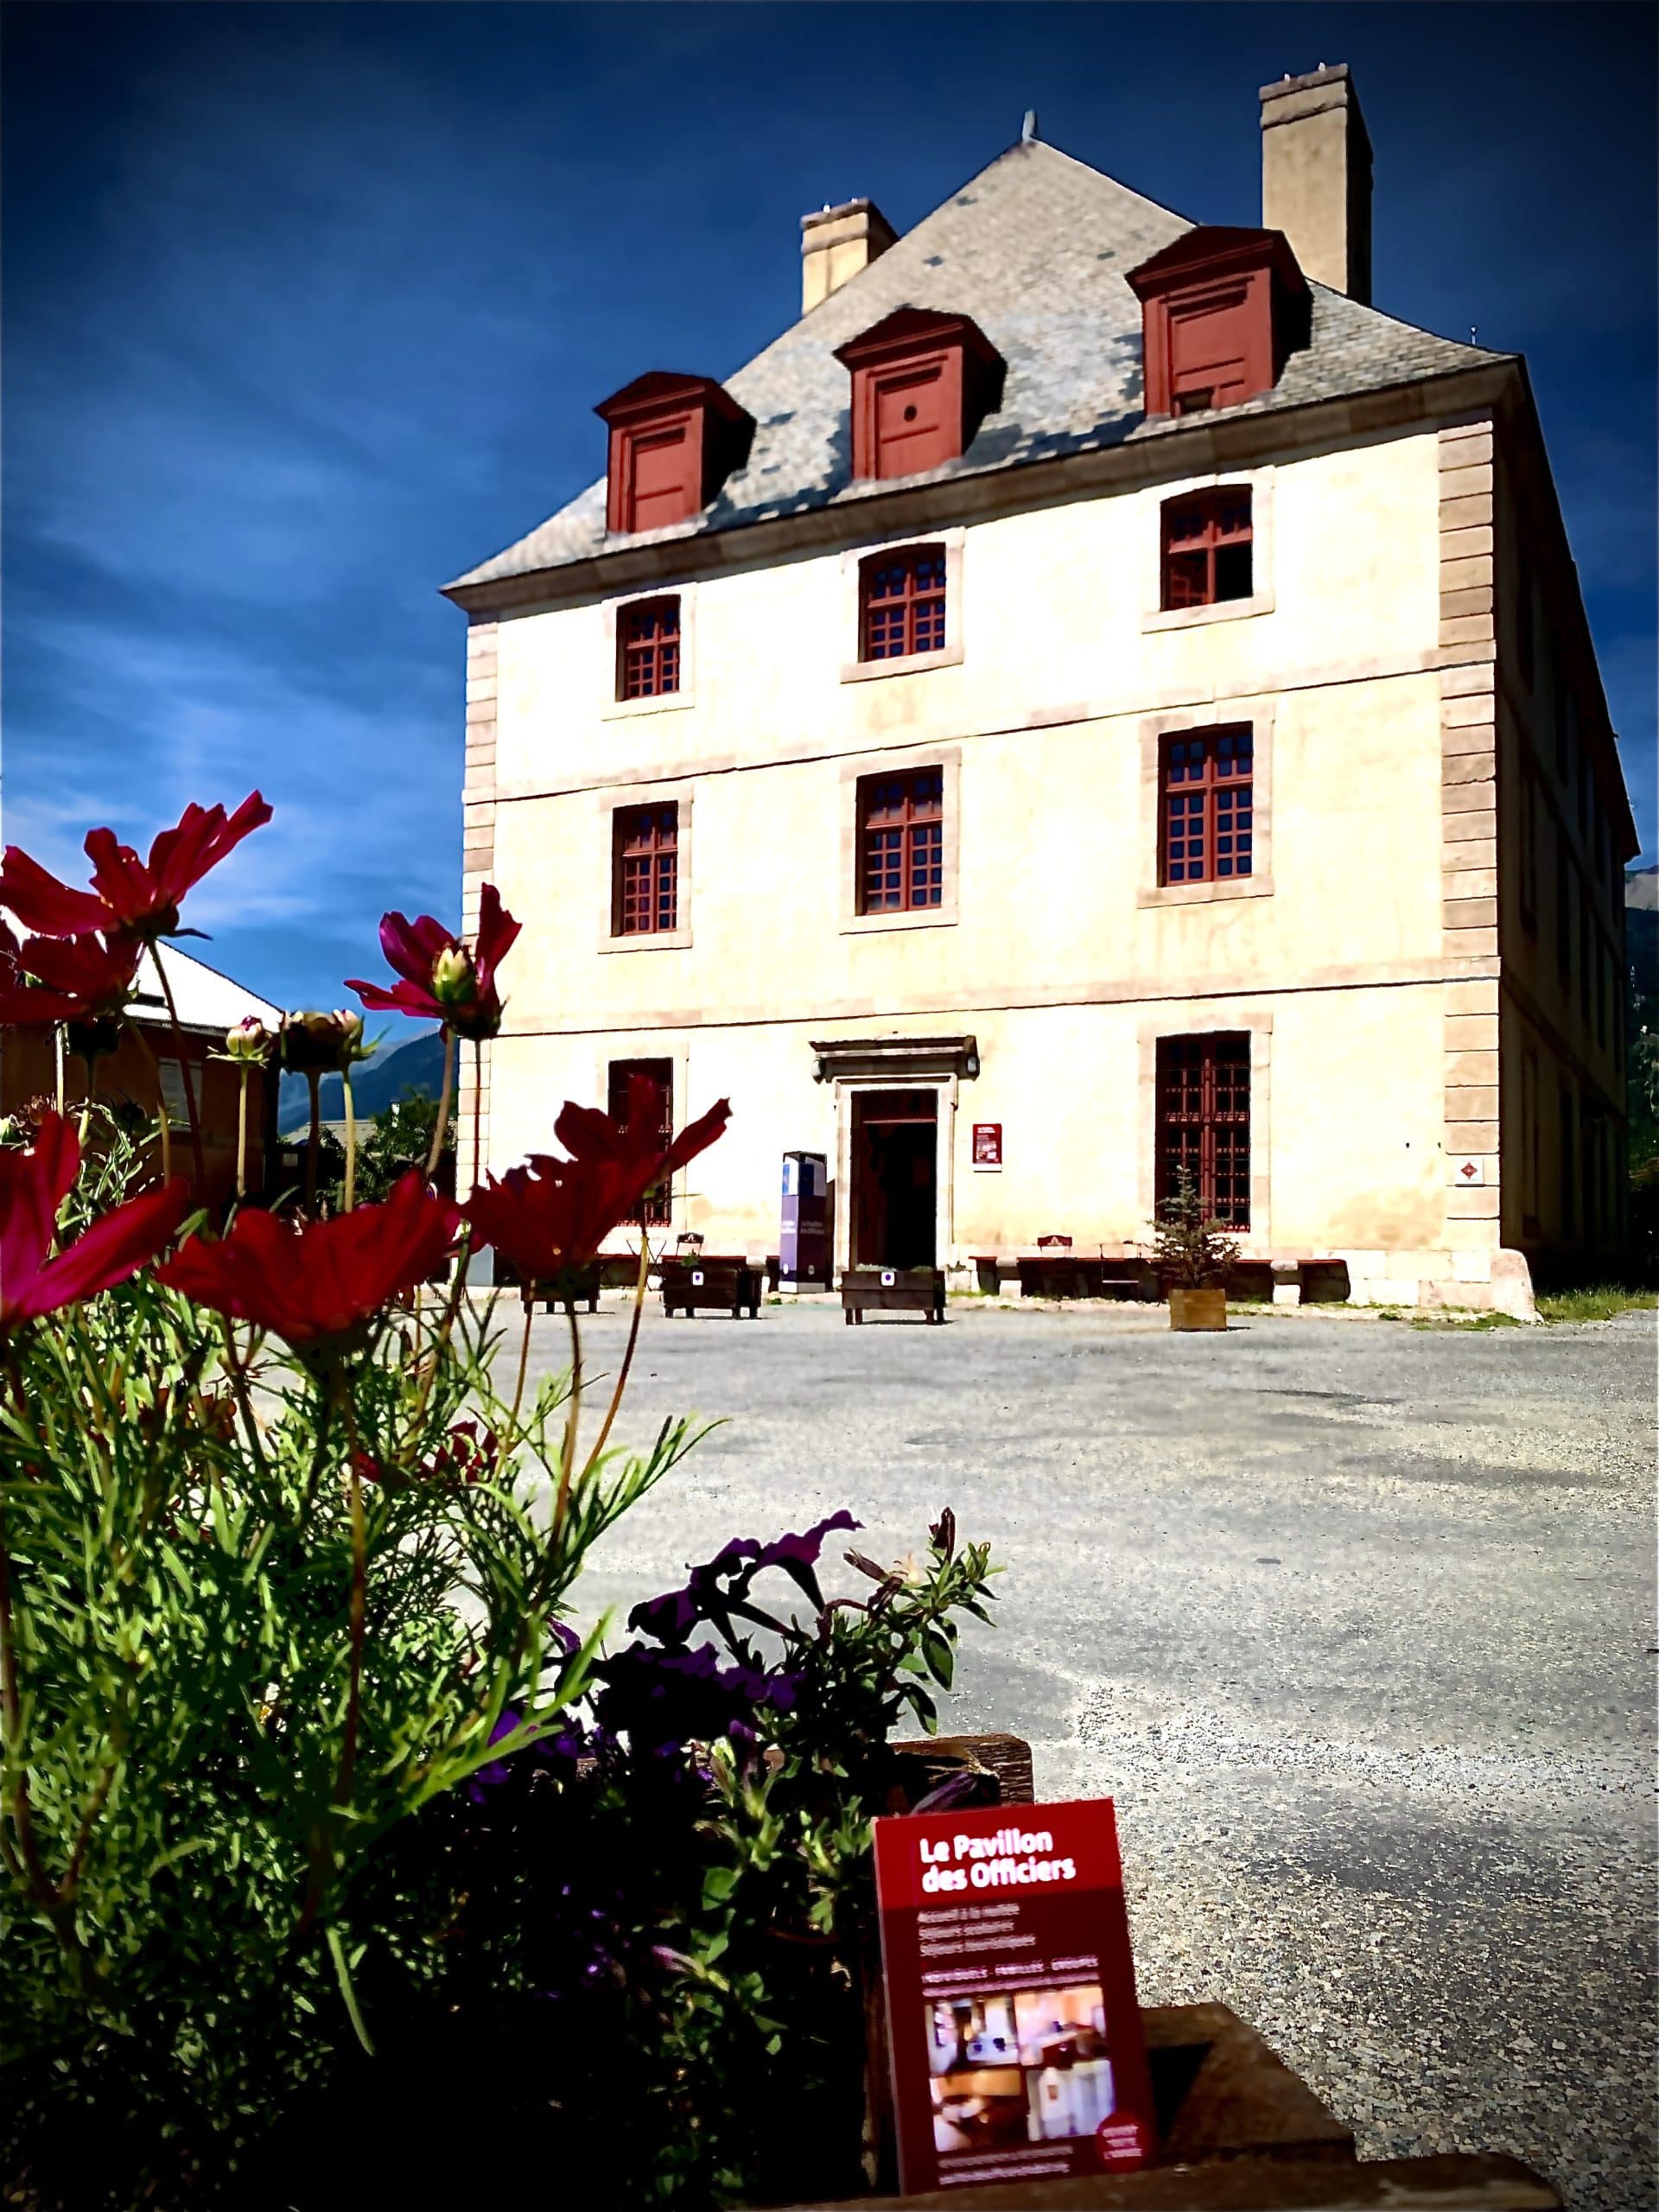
[550,1300,582,1549]
[404,1233,471,1452]
[342,1064,357,1212]
[470,1038,483,1198]
[337,1382,367,1810]
[219,1317,269,1480]
[150,942,207,1192]
[581,1229,650,1480]
[425,1026,454,1185]
[76,1046,101,1148]
[508,1298,534,1432]
[236,1065,250,1202]
[125,1019,172,1185]
[305,1071,321,1216]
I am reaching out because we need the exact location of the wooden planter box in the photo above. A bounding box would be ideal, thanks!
[1168,1287,1227,1332]
[659,1256,762,1319]
[842,1268,946,1325]
[512,1262,602,1314]
[798,2151,1560,2209]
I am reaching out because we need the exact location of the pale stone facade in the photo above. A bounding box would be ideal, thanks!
[448,84,1635,1310]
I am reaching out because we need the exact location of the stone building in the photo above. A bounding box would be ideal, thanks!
[444,67,1637,1310]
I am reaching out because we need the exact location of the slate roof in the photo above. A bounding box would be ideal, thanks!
[448,137,1510,596]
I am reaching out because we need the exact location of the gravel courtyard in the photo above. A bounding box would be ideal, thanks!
[522,1298,1656,2209]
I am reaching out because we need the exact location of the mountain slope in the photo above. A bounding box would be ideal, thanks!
[278,1028,445,1132]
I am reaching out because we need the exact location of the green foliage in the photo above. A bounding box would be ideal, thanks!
[1535,1281,1659,1323]
[354,1089,455,1205]
[1407,1310,1523,1332]
[0,1111,697,2205]
[298,1090,455,1215]
[1152,1169,1240,1288]
[310,1515,1000,2211]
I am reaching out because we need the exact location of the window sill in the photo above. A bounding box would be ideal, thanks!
[599,928,693,954]
[1141,591,1274,634]
[1138,875,1274,910]
[840,643,964,685]
[840,907,958,936]
[599,689,696,723]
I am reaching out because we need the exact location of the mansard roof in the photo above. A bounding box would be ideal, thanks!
[446,137,1507,600]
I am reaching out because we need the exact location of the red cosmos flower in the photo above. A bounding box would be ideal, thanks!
[156,1170,460,1350]
[346,883,520,1042]
[0,924,143,1027]
[466,1078,730,1280]
[0,1111,188,1334]
[0,793,272,943]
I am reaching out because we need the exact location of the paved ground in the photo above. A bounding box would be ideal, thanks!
[521,1298,1657,2209]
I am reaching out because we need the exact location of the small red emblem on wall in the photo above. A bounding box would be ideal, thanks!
[972,1122,1003,1169]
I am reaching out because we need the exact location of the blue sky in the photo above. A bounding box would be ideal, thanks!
[3,2,1654,1012]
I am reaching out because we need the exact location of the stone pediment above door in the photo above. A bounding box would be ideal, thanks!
[809,1034,980,1085]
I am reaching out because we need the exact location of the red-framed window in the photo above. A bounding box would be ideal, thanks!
[618,597,681,699]
[860,545,947,662]
[613,803,679,936]
[858,767,944,913]
[1161,490,1253,610]
[607,1058,674,1224]
[1155,1033,1251,1229]
[1160,728,1253,885]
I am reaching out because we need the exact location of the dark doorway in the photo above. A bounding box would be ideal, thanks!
[608,1057,673,1224]
[852,1090,938,1268]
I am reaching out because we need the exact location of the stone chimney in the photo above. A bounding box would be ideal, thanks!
[800,198,896,315]
[1259,64,1372,302]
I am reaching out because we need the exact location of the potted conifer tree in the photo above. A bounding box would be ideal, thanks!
[1154,1172,1240,1332]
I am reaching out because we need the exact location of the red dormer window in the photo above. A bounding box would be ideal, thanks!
[594,372,754,536]
[1127,228,1308,421]
[834,308,1004,481]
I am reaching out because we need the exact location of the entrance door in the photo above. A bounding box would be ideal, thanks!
[851,1090,938,1268]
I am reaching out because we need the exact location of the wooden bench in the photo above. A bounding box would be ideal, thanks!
[1016,1252,1160,1301]
[659,1255,762,1319]
[841,1266,945,1325]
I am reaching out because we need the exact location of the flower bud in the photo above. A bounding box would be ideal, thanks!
[430,942,477,1011]
[280,1009,362,1076]
[224,1016,271,1065]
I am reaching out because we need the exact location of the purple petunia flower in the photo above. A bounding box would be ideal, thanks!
[464,1706,588,1800]
[594,1639,805,1758]
[627,1510,862,1649]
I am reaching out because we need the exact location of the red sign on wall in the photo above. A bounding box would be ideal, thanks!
[971,1122,1003,1169]
[874,1797,1154,2195]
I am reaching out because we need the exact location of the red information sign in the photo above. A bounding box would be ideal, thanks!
[874,1797,1154,2194]
[971,1122,1002,1168]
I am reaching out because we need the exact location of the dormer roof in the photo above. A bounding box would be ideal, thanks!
[446,137,1507,601]
[594,372,753,431]
[1124,225,1307,295]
